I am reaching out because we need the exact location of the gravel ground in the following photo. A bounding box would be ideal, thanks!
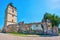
[0,33,60,40]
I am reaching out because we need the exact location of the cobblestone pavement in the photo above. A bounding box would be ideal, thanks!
[0,33,60,40]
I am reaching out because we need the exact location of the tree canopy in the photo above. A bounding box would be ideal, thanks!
[43,12,60,27]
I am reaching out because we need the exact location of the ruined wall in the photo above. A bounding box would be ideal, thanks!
[18,22,43,34]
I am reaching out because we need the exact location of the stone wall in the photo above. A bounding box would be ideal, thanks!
[18,22,43,34]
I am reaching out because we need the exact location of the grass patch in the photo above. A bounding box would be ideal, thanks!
[8,32,30,36]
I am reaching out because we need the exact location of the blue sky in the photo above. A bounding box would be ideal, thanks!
[0,0,60,29]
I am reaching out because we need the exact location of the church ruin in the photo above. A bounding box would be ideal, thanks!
[2,3,58,35]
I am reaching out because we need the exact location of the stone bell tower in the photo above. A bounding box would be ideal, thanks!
[5,3,17,26]
[3,3,17,32]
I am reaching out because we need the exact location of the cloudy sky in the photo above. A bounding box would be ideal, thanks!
[0,0,60,29]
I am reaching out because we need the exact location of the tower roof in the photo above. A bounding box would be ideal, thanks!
[7,3,16,9]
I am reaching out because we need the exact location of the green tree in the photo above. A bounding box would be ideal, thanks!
[43,12,60,27]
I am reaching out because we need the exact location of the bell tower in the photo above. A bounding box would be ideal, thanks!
[5,3,17,26]
[3,3,17,32]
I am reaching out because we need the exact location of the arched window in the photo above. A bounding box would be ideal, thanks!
[12,10,14,13]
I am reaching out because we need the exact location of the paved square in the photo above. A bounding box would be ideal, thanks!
[0,33,60,40]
